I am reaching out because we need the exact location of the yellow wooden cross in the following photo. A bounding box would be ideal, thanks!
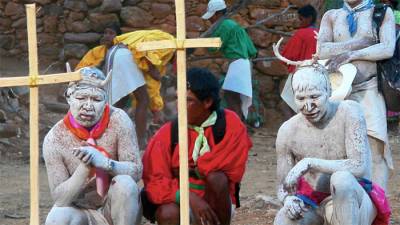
[136,1,221,224]
[0,4,81,225]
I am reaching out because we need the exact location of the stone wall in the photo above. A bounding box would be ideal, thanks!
[0,0,323,124]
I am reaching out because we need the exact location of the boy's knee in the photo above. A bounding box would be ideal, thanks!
[206,171,229,193]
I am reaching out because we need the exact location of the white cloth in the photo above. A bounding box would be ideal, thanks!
[104,45,146,105]
[348,77,393,169]
[222,58,253,118]
[280,73,298,113]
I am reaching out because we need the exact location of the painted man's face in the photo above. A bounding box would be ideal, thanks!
[68,87,106,128]
[294,88,329,124]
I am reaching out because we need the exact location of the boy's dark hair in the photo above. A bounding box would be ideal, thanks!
[298,4,317,25]
[105,23,122,35]
[187,67,220,111]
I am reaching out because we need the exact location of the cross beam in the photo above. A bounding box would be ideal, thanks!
[0,4,81,225]
[137,1,221,224]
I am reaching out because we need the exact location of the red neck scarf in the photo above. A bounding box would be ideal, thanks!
[63,104,110,141]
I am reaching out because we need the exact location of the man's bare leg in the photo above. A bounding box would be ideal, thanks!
[155,203,180,225]
[106,175,141,225]
[45,206,88,225]
[368,136,389,191]
[329,171,376,225]
[132,85,149,150]
[224,90,243,120]
[204,172,232,225]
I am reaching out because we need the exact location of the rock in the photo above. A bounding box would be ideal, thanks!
[67,58,81,70]
[68,11,86,22]
[88,13,119,32]
[11,17,26,29]
[248,28,274,48]
[0,123,18,138]
[186,16,206,32]
[0,109,6,123]
[64,32,101,44]
[251,0,280,7]
[39,45,60,59]
[151,3,172,19]
[0,18,12,30]
[255,49,288,77]
[0,35,15,50]
[120,7,153,28]
[43,15,58,33]
[16,29,27,40]
[123,0,142,6]
[43,102,69,114]
[99,0,122,13]
[86,0,102,7]
[64,0,88,12]
[249,8,298,27]
[231,14,250,27]
[64,43,89,59]
[255,195,282,209]
[4,2,24,18]
[160,23,175,35]
[35,0,53,4]
[43,4,64,17]
[38,33,59,45]
[288,0,315,7]
[67,19,91,33]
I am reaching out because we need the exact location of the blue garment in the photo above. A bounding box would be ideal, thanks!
[342,0,374,36]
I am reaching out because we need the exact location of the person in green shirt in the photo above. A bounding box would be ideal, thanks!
[202,0,257,120]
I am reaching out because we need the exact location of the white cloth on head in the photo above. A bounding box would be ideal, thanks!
[222,58,253,118]
[104,45,146,105]
[280,73,298,113]
[348,77,393,169]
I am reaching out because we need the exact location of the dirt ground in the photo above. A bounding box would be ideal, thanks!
[1,58,399,224]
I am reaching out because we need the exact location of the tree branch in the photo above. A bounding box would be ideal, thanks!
[247,4,295,29]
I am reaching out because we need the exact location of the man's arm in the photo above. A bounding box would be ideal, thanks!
[275,122,295,203]
[111,110,143,182]
[348,8,396,61]
[43,134,91,207]
[318,10,376,59]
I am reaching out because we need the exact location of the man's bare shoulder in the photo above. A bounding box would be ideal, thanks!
[44,120,67,147]
[323,8,344,18]
[109,106,135,130]
[276,114,302,140]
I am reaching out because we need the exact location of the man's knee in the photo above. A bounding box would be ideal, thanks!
[156,203,180,224]
[46,206,86,225]
[330,171,357,196]
[205,171,229,194]
[110,175,139,199]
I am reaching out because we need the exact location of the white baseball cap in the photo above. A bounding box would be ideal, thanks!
[202,0,227,20]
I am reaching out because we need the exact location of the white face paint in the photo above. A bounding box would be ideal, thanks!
[294,88,329,124]
[67,87,107,128]
[292,67,331,124]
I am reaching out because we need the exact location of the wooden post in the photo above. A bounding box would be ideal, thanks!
[0,4,81,224]
[136,1,221,224]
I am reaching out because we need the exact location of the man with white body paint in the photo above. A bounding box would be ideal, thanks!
[43,67,142,225]
[273,65,378,225]
[318,0,396,191]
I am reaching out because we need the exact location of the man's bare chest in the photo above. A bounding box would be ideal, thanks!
[331,10,375,41]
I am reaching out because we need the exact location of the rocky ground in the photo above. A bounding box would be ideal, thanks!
[0,57,399,224]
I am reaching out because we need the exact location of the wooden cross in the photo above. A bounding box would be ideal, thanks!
[136,1,221,224]
[0,4,81,225]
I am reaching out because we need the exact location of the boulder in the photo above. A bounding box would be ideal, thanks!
[99,0,122,13]
[11,17,26,29]
[0,35,15,50]
[160,23,175,35]
[16,29,27,40]
[151,3,172,19]
[123,0,142,6]
[67,19,91,33]
[255,49,287,77]
[64,0,88,12]
[38,33,59,45]
[43,15,58,33]
[64,43,89,59]
[249,7,298,27]
[4,2,24,18]
[186,16,206,32]
[0,18,12,30]
[86,0,102,7]
[39,45,61,59]
[43,4,64,17]
[88,13,119,32]
[248,28,274,48]
[35,0,53,4]
[68,11,86,22]
[120,7,153,28]
[64,32,101,44]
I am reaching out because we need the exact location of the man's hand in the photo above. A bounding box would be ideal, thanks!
[73,146,109,170]
[283,196,308,220]
[326,52,353,72]
[189,192,220,225]
[284,158,313,192]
